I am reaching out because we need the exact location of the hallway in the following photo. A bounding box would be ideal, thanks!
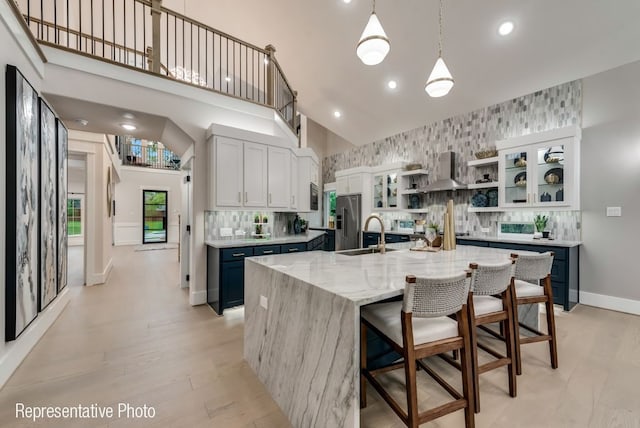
[0,246,288,427]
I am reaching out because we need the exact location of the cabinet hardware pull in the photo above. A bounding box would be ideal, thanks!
[288,248,299,252]
[232,253,245,257]
[533,193,537,203]
[263,250,274,254]
[526,193,530,203]
[245,192,248,203]
[238,192,241,203]
[269,193,272,204]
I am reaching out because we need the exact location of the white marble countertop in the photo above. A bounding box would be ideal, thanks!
[206,230,326,248]
[247,244,535,307]
[458,235,582,247]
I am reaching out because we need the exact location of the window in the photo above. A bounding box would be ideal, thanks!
[67,198,82,236]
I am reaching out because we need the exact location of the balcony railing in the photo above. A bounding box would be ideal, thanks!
[14,0,298,132]
[118,139,180,170]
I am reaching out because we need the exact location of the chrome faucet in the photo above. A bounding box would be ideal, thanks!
[364,214,386,254]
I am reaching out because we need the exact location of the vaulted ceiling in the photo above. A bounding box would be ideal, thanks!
[166,0,640,146]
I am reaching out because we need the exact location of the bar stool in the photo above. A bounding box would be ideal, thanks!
[465,261,517,413]
[510,252,558,375]
[360,273,475,428]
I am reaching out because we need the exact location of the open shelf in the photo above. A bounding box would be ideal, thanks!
[468,206,503,213]
[467,181,500,190]
[468,156,499,167]
[399,169,428,177]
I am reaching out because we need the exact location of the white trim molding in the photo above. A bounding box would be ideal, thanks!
[87,258,113,286]
[580,291,640,316]
[0,289,70,388]
[190,290,207,306]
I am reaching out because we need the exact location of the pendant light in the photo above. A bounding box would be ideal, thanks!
[356,0,390,66]
[425,0,454,97]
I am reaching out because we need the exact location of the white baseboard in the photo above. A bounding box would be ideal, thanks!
[87,258,113,285]
[0,289,71,388]
[190,290,207,306]
[580,291,640,316]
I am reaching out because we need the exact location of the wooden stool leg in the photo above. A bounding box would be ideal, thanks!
[511,290,523,376]
[504,287,517,397]
[459,308,476,428]
[544,277,559,369]
[404,354,419,427]
[452,349,459,360]
[360,323,367,408]
[467,294,481,414]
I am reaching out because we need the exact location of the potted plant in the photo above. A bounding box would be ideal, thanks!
[426,222,442,247]
[534,214,549,238]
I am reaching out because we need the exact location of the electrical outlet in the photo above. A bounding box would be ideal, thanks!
[606,206,622,217]
[480,227,491,233]
[260,295,268,309]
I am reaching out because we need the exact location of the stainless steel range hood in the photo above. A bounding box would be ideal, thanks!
[421,152,467,192]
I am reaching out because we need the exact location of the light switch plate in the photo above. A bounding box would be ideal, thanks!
[480,227,491,233]
[606,206,622,217]
[260,295,268,309]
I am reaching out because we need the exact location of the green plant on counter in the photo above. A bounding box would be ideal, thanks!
[428,222,440,233]
[534,215,549,232]
[254,214,260,223]
[262,215,268,223]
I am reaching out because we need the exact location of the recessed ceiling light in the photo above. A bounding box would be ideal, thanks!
[387,80,397,89]
[121,124,137,131]
[75,119,88,126]
[122,113,135,120]
[225,76,231,82]
[498,21,514,36]
[333,111,342,118]
[343,0,352,3]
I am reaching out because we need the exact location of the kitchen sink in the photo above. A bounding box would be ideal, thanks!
[338,247,397,256]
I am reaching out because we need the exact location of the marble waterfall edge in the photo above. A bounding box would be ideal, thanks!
[244,260,358,428]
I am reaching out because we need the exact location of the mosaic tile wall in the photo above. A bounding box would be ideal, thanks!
[322,80,583,241]
[205,211,302,242]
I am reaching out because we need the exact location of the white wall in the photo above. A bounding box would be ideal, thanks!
[0,0,70,389]
[67,131,114,285]
[580,60,640,315]
[113,167,182,245]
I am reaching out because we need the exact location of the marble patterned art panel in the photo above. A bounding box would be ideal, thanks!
[57,119,68,292]
[5,66,39,340]
[39,99,58,310]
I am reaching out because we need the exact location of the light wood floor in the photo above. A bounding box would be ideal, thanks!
[1,246,639,427]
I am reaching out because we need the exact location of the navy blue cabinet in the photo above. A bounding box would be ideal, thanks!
[363,232,411,248]
[208,237,324,314]
[457,238,579,311]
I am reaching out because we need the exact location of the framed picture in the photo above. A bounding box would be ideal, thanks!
[57,119,68,292]
[39,98,58,311]
[5,65,39,341]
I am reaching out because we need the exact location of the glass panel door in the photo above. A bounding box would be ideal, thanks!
[373,174,384,208]
[503,149,529,206]
[536,144,566,205]
[143,190,168,244]
[387,172,398,208]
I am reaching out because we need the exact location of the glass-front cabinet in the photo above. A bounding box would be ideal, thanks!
[372,171,399,210]
[498,127,579,210]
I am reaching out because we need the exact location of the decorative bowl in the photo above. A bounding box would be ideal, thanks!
[475,149,498,159]
[405,163,423,171]
[514,158,527,168]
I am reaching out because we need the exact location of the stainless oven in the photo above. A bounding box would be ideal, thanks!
[310,183,319,211]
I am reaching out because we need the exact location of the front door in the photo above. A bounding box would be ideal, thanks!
[143,190,168,244]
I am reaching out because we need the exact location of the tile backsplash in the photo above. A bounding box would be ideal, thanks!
[322,80,583,241]
[205,211,302,241]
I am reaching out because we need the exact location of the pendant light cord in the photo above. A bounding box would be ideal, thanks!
[373,0,376,13]
[438,0,443,57]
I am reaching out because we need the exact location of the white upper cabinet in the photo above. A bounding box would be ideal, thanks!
[497,126,580,210]
[267,146,291,208]
[290,152,299,210]
[214,136,244,207]
[244,142,268,207]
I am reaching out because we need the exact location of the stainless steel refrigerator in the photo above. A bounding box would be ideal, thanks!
[335,194,361,251]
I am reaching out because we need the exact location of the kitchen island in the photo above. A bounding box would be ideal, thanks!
[244,244,537,428]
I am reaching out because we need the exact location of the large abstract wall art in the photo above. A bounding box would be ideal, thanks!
[5,65,39,341]
[57,119,68,292]
[39,98,58,311]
